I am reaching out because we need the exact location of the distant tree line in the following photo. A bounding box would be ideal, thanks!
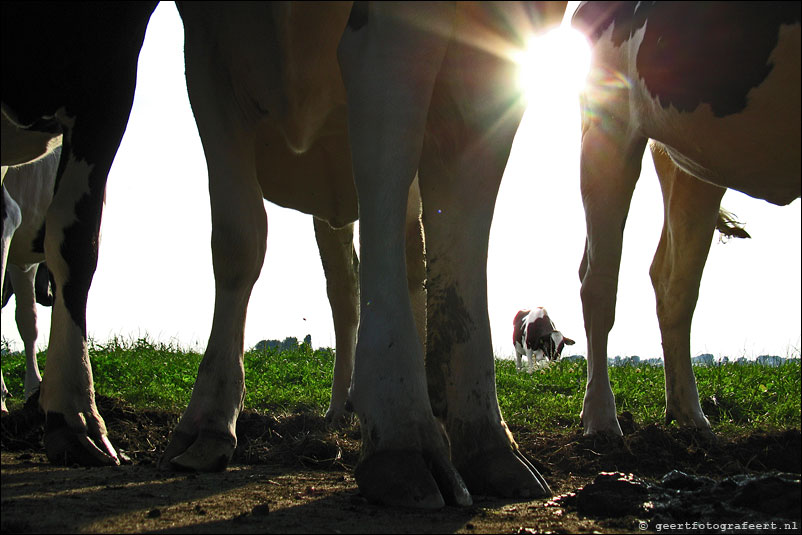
[558,353,800,367]
[253,335,312,352]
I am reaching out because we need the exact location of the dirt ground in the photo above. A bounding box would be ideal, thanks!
[2,396,800,534]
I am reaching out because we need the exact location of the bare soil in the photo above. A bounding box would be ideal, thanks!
[2,396,800,534]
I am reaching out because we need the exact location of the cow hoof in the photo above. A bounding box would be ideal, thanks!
[582,423,624,437]
[665,411,717,443]
[694,426,717,444]
[457,448,551,499]
[23,388,40,409]
[159,429,235,472]
[355,449,472,509]
[324,401,355,427]
[581,408,624,437]
[44,412,120,466]
[24,383,42,403]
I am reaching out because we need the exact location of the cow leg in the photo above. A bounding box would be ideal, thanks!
[1,184,21,414]
[160,7,267,471]
[317,177,424,426]
[160,152,265,472]
[1,184,22,313]
[38,54,147,465]
[39,135,122,466]
[649,144,722,438]
[419,49,549,500]
[578,102,648,436]
[314,218,359,424]
[159,138,265,470]
[527,348,536,374]
[338,2,471,509]
[8,264,42,399]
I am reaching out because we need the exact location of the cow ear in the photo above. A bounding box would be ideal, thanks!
[564,337,576,346]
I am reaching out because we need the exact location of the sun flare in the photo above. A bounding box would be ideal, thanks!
[516,27,591,105]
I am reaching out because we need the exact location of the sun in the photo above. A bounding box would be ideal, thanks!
[516,26,591,105]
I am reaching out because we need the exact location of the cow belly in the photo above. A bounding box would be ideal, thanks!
[663,138,800,206]
[254,115,358,228]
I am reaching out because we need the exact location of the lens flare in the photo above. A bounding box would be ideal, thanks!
[516,27,592,105]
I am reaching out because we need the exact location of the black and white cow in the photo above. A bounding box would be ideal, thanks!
[1,145,59,413]
[2,2,158,465]
[513,308,575,373]
[572,2,800,437]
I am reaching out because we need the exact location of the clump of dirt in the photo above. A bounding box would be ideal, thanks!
[2,397,800,534]
[549,470,800,531]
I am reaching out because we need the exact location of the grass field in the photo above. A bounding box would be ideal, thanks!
[2,336,800,433]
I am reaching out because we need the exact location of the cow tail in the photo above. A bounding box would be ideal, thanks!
[715,208,750,242]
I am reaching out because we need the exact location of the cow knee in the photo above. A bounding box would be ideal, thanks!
[211,217,266,292]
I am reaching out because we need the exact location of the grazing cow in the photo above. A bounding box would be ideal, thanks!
[160,1,566,508]
[513,308,575,373]
[572,2,800,437]
[0,146,59,413]
[2,3,158,465]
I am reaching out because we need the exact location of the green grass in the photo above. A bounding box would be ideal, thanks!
[242,343,336,412]
[2,336,800,433]
[498,358,802,432]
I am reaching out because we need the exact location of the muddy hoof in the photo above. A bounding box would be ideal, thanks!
[44,412,120,467]
[355,449,472,509]
[457,447,551,499]
[159,429,235,472]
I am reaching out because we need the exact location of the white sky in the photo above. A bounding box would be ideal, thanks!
[3,2,800,360]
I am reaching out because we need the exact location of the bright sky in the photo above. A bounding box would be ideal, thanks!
[3,2,800,361]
